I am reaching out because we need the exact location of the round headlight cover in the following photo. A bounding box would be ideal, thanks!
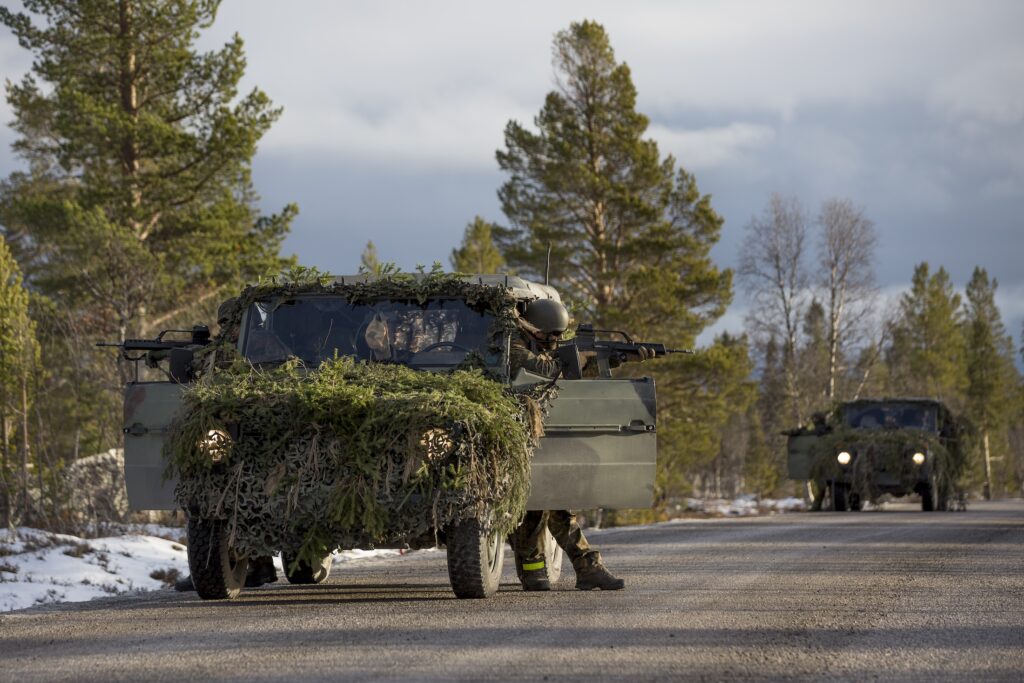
[911,451,926,465]
[199,428,232,462]
[837,451,852,465]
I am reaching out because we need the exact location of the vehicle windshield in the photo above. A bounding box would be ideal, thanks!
[842,403,938,432]
[241,296,500,369]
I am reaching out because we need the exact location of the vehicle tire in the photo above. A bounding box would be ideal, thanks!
[187,518,248,600]
[831,482,848,512]
[848,492,863,511]
[446,518,504,599]
[514,526,564,584]
[282,551,333,585]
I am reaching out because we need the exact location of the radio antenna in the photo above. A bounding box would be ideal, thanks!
[544,244,552,286]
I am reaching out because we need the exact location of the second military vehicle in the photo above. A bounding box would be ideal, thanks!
[787,398,966,512]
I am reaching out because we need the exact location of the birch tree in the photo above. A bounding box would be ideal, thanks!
[739,193,809,424]
[816,199,878,400]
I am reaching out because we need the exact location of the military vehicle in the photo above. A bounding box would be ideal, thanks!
[111,273,671,599]
[786,398,965,512]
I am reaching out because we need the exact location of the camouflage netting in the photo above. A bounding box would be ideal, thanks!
[808,427,968,503]
[167,268,555,565]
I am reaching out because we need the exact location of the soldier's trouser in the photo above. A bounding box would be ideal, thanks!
[511,509,602,572]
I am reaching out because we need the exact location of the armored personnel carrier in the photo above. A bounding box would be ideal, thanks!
[114,272,661,599]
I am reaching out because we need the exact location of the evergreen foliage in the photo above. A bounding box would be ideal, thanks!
[0,236,40,525]
[450,217,506,274]
[360,241,381,274]
[886,263,967,406]
[0,0,295,343]
[963,267,1017,495]
[494,20,730,342]
[0,1,294,518]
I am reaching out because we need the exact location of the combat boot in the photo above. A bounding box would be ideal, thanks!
[575,564,625,591]
[521,567,551,591]
[245,555,278,587]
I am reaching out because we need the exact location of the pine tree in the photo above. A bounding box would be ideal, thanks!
[0,236,40,526]
[963,267,1016,497]
[492,20,741,500]
[886,263,967,405]
[495,20,731,344]
[360,241,381,274]
[0,0,295,352]
[450,217,506,274]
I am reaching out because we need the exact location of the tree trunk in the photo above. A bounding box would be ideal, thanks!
[1,414,10,529]
[983,430,992,501]
[19,378,30,524]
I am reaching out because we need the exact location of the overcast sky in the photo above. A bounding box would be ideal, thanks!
[1,1,1022,344]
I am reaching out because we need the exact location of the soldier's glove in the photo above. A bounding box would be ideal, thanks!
[636,346,656,362]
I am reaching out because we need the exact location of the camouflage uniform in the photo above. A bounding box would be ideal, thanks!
[508,329,603,573]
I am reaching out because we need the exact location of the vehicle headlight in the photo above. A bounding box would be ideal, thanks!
[419,428,455,461]
[911,451,926,465]
[837,451,852,466]
[199,428,232,462]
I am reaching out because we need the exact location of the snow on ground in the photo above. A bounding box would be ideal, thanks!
[0,527,190,613]
[671,495,807,517]
[0,527,415,613]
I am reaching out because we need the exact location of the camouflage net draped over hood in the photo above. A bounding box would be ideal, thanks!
[808,427,967,500]
[169,358,551,562]
[168,269,553,564]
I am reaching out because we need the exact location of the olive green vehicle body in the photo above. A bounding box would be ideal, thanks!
[787,398,962,511]
[122,274,657,521]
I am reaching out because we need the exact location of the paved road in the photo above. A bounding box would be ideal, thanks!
[2,501,1022,682]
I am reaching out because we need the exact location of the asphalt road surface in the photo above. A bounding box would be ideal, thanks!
[2,500,1022,682]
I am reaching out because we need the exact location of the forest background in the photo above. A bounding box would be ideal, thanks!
[1,2,1021,531]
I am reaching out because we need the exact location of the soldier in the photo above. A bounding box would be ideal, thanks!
[509,298,654,591]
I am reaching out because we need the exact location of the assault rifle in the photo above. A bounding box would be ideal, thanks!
[97,325,211,383]
[555,323,692,379]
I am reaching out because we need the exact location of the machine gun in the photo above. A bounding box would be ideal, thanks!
[555,323,692,379]
[96,325,211,383]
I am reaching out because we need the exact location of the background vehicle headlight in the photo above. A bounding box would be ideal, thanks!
[911,452,926,465]
[837,451,852,465]
[199,428,232,462]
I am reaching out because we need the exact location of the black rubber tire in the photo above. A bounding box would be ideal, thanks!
[513,526,564,584]
[187,518,248,600]
[446,519,504,599]
[849,492,863,511]
[282,551,333,585]
[829,482,848,511]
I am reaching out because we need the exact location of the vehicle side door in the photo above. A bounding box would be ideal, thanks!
[521,372,657,510]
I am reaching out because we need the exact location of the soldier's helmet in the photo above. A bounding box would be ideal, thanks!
[523,299,570,336]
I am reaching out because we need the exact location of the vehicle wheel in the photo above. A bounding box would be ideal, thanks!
[514,526,564,584]
[830,482,848,511]
[187,518,248,600]
[848,492,863,511]
[282,551,333,585]
[446,518,504,599]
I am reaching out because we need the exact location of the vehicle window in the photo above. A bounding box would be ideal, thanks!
[241,297,499,368]
[843,404,937,431]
